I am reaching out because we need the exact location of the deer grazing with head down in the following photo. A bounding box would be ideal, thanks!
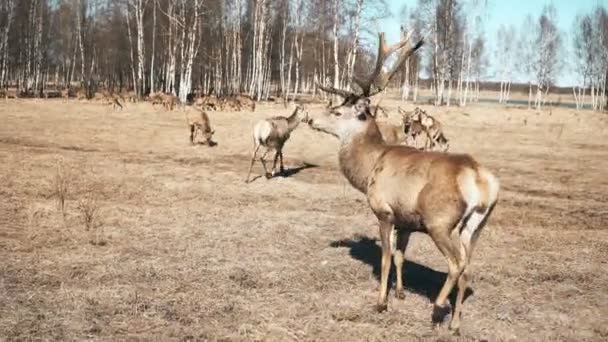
[309,32,499,333]
[245,104,308,183]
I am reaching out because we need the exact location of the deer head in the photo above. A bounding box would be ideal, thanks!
[309,32,423,141]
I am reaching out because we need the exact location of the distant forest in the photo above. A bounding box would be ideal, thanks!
[0,0,606,110]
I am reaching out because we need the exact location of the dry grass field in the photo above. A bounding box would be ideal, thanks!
[1,97,607,341]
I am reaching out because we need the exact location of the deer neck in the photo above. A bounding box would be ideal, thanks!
[338,120,386,194]
[286,109,301,132]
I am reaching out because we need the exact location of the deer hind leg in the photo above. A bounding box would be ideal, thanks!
[270,148,281,177]
[450,205,495,332]
[279,150,285,174]
[429,227,465,325]
[245,143,261,183]
[260,148,272,179]
[376,219,394,312]
[393,229,411,300]
[189,125,196,145]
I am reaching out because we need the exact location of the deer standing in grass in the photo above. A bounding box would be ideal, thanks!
[245,104,308,183]
[309,32,499,333]
[401,107,449,151]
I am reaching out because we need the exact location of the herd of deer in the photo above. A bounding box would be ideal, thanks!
[1,32,498,333]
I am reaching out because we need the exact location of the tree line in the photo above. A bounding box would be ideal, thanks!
[0,0,606,110]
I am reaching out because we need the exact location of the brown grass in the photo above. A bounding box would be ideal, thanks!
[0,98,607,341]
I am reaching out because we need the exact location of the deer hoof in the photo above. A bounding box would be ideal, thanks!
[448,320,461,335]
[265,173,272,179]
[395,289,406,300]
[374,303,388,313]
[432,304,451,324]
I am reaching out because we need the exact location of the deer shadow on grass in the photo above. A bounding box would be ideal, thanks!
[276,162,319,178]
[330,235,474,306]
[249,162,319,183]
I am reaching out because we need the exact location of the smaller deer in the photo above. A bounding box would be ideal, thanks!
[400,107,449,151]
[235,94,256,112]
[161,93,180,111]
[61,88,70,102]
[245,104,308,183]
[185,106,215,146]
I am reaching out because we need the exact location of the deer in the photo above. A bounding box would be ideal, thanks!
[161,93,181,111]
[245,104,308,183]
[401,107,449,151]
[308,32,499,333]
[235,94,256,112]
[184,106,215,146]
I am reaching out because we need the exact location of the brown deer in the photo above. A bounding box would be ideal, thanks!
[309,32,499,332]
[161,93,180,111]
[245,104,308,183]
[401,107,449,151]
[61,88,70,102]
[235,94,256,112]
[184,106,215,146]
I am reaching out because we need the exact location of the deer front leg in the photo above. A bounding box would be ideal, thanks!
[376,220,394,312]
[189,125,196,145]
[393,229,411,300]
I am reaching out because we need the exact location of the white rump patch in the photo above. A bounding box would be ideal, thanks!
[457,168,480,218]
[460,211,486,246]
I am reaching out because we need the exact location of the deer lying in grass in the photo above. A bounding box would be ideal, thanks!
[245,104,308,183]
[401,107,449,151]
[310,32,499,333]
[185,107,215,146]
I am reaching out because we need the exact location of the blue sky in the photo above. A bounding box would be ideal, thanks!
[378,0,607,86]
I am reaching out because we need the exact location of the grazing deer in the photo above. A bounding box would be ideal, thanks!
[61,88,70,102]
[401,107,449,152]
[245,104,308,183]
[221,96,242,111]
[76,88,87,101]
[122,90,138,103]
[161,93,180,111]
[185,106,215,146]
[235,94,256,112]
[94,91,123,111]
[309,32,499,332]
[195,95,221,111]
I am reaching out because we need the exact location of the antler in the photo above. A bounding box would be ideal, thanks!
[362,31,424,97]
[315,83,356,99]
[317,31,424,99]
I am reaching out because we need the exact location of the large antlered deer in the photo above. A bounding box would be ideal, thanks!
[308,32,499,333]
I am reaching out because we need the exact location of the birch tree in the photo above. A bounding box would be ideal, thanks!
[534,4,561,110]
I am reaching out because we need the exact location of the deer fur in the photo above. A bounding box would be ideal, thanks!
[245,104,308,183]
[312,32,498,332]
[376,120,407,145]
[185,106,215,146]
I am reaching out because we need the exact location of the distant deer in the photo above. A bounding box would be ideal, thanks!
[185,106,215,146]
[161,93,180,111]
[400,107,449,151]
[310,32,499,332]
[245,104,308,183]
